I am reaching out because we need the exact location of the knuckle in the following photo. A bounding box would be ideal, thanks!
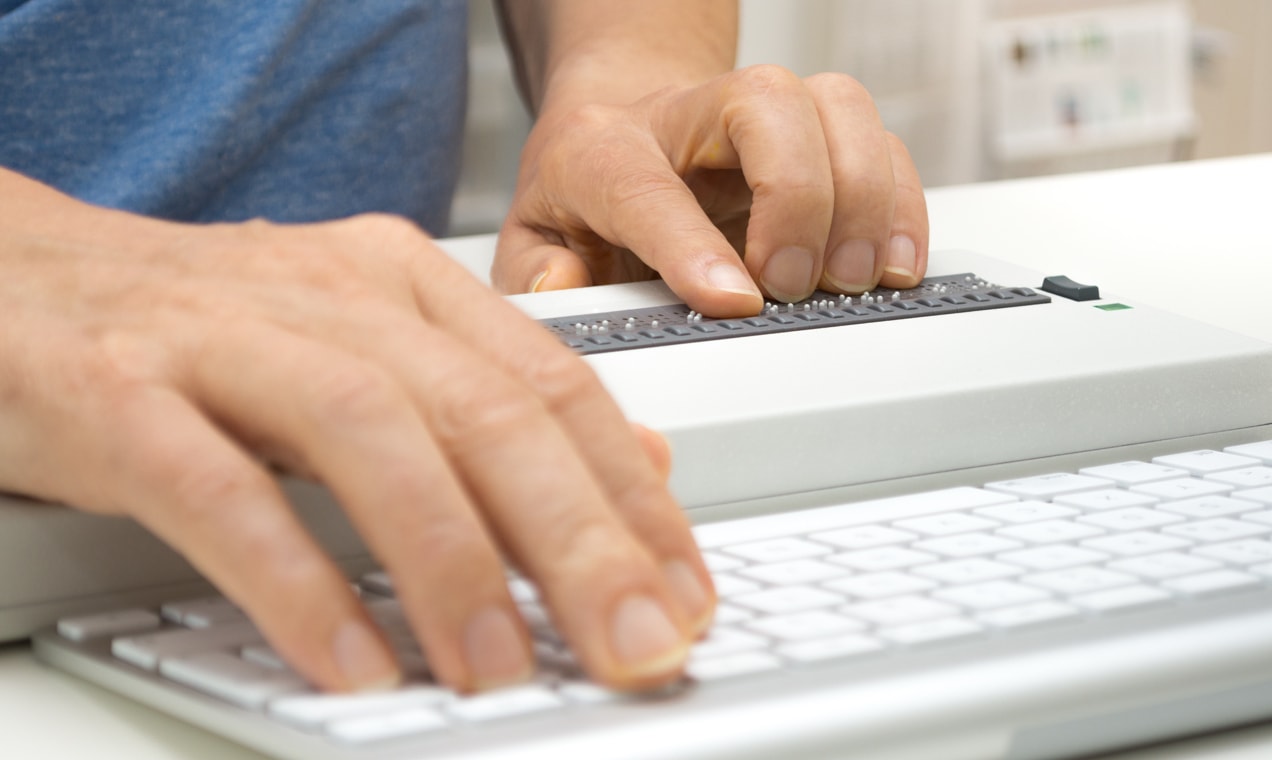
[166,457,268,525]
[805,71,875,110]
[308,363,408,428]
[519,350,603,409]
[431,377,544,449]
[544,514,629,575]
[734,63,803,96]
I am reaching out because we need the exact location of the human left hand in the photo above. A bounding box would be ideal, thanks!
[492,65,929,318]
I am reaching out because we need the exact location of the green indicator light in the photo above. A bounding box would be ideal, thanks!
[1095,303,1133,311]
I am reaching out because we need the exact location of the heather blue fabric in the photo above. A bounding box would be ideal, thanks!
[0,0,468,234]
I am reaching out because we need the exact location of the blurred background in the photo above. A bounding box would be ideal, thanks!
[450,0,1272,235]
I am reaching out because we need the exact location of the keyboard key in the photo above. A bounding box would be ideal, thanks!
[723,537,831,564]
[688,652,782,681]
[1161,570,1261,598]
[745,611,865,641]
[690,627,769,659]
[829,546,937,572]
[1131,479,1233,501]
[978,601,1080,630]
[998,545,1109,571]
[823,571,937,599]
[878,618,983,647]
[359,571,394,596]
[713,604,755,625]
[1078,461,1186,486]
[701,551,746,573]
[1158,496,1262,519]
[1206,467,1272,488]
[1024,567,1135,595]
[732,586,844,615]
[1080,531,1191,557]
[810,525,916,550]
[1153,450,1260,474]
[1162,518,1271,543]
[241,644,288,671]
[1108,552,1221,580]
[913,533,1022,558]
[974,501,1078,523]
[1072,585,1172,615]
[711,574,762,598]
[914,558,1023,584]
[893,513,999,536]
[934,581,1049,610]
[326,707,448,744]
[159,651,307,709]
[57,609,161,642]
[506,577,540,604]
[1235,488,1272,507]
[1054,489,1159,511]
[1077,508,1183,531]
[846,596,958,626]
[985,472,1111,500]
[1193,539,1272,566]
[113,621,263,670]
[556,681,626,705]
[446,685,565,723]
[269,686,452,731]
[737,559,843,586]
[1226,441,1272,463]
[160,596,246,628]
[997,520,1103,545]
[778,634,884,664]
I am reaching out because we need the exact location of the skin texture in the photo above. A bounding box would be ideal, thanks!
[1,170,711,694]
[493,1,929,317]
[0,0,927,696]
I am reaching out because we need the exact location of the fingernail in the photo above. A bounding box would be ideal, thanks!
[825,239,877,293]
[609,594,687,675]
[705,262,761,298]
[664,560,713,632]
[761,246,816,303]
[333,620,400,691]
[529,270,550,293]
[464,606,533,689]
[883,235,917,280]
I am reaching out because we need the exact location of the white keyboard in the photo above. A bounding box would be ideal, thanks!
[34,439,1272,759]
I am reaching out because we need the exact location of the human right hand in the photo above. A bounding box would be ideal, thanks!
[0,169,713,694]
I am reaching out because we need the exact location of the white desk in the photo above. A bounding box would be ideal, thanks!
[4,154,1271,759]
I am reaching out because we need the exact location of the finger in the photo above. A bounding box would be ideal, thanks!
[491,225,594,295]
[660,65,836,304]
[523,108,763,317]
[876,132,930,289]
[405,251,717,641]
[493,225,665,295]
[804,73,897,294]
[107,383,399,693]
[632,423,673,483]
[186,320,533,693]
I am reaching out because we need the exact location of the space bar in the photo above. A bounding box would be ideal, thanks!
[692,487,1015,548]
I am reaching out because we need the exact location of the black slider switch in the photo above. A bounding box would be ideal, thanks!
[1040,275,1100,301]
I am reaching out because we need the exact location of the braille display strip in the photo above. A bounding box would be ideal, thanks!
[541,273,1051,355]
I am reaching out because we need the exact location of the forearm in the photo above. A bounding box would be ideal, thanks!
[496,0,737,115]
[0,166,181,254]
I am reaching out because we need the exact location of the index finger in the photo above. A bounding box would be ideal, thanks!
[403,241,717,638]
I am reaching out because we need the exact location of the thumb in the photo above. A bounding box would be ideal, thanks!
[492,226,594,294]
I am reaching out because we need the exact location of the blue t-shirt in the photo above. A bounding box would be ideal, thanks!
[0,0,468,234]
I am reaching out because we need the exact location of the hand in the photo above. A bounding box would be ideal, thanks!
[0,173,714,693]
[492,65,929,317]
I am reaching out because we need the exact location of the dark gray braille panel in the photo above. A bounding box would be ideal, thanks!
[540,273,1052,355]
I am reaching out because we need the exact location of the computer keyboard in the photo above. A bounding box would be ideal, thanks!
[34,439,1272,759]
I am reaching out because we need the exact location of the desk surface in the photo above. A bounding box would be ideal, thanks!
[4,154,1271,759]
